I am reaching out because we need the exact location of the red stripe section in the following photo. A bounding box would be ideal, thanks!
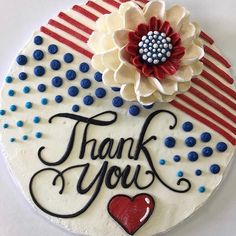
[137,0,148,3]
[48,19,88,43]
[200,31,214,44]
[189,87,236,123]
[86,1,110,14]
[103,0,121,8]
[58,12,93,35]
[201,57,234,84]
[192,77,236,110]
[201,70,236,100]
[72,5,99,21]
[171,100,236,145]
[40,27,93,59]
[204,45,231,68]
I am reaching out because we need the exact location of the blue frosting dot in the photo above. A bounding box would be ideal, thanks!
[188,151,199,162]
[55,95,63,103]
[8,90,15,97]
[48,44,58,54]
[18,72,28,81]
[216,142,227,152]
[72,105,80,112]
[50,60,61,70]
[173,155,181,162]
[210,164,220,174]
[202,147,213,157]
[0,110,6,116]
[64,53,74,63]
[10,105,17,112]
[95,88,106,98]
[195,169,202,176]
[200,132,212,142]
[129,105,140,116]
[159,159,166,165]
[83,95,94,106]
[23,86,30,94]
[33,50,44,61]
[5,76,13,83]
[10,138,15,143]
[22,135,28,141]
[41,98,48,105]
[38,84,47,92]
[34,36,43,45]
[80,78,91,89]
[112,87,120,92]
[25,102,32,109]
[79,62,90,73]
[198,186,206,193]
[94,72,102,82]
[35,132,42,139]
[112,96,124,107]
[3,123,9,129]
[16,55,27,65]
[16,121,24,127]
[66,70,77,81]
[52,76,63,88]
[34,66,45,77]
[164,137,176,148]
[182,122,193,132]
[68,86,79,97]
[177,171,183,177]
[143,104,154,109]
[33,116,40,124]
[185,137,196,147]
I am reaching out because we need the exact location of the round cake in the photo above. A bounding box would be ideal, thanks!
[0,1,235,235]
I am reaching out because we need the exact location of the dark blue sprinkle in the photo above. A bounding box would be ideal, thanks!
[80,78,91,89]
[188,151,198,162]
[10,105,17,112]
[25,102,32,109]
[16,55,27,65]
[33,50,44,61]
[200,132,212,142]
[95,88,106,98]
[55,95,63,103]
[33,116,40,124]
[182,121,193,132]
[68,86,79,97]
[48,44,58,54]
[16,121,24,127]
[50,60,61,70]
[10,138,15,143]
[37,84,46,92]
[159,159,166,165]
[41,98,48,105]
[216,142,228,152]
[129,105,140,116]
[202,147,213,157]
[195,169,202,176]
[185,137,196,147]
[210,164,220,174]
[22,135,28,141]
[8,90,15,97]
[177,171,183,177]
[83,95,94,106]
[34,66,45,77]
[112,87,120,92]
[52,76,63,87]
[94,72,102,82]
[35,132,42,139]
[72,105,80,112]
[112,96,124,107]
[143,104,154,109]
[79,62,90,73]
[3,123,8,129]
[0,110,6,116]
[164,137,176,148]
[64,53,74,63]
[173,155,181,162]
[18,72,28,81]
[34,36,43,45]
[5,76,13,83]
[23,86,30,94]
[66,70,77,80]
[198,186,205,193]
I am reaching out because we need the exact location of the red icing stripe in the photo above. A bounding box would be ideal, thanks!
[201,57,234,84]
[137,0,148,3]
[58,12,93,35]
[72,5,99,21]
[200,31,214,44]
[40,26,93,59]
[201,70,236,100]
[48,19,88,43]
[189,87,236,123]
[204,45,231,68]
[171,100,236,145]
[192,77,236,110]
[103,0,121,8]
[86,1,110,14]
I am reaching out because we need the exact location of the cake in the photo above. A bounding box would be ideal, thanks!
[0,0,235,235]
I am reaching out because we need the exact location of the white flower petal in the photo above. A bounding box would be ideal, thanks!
[137,91,162,105]
[135,77,157,97]
[161,94,176,102]
[120,84,137,101]
[167,65,193,82]
[91,54,106,73]
[192,22,201,36]
[87,32,105,54]
[124,7,145,30]
[102,33,116,51]
[119,2,138,16]
[96,15,108,32]
[103,69,120,87]
[160,79,179,95]
[106,12,123,32]
[179,22,196,47]
[113,29,130,48]
[119,46,131,63]
[143,0,166,21]
[102,48,120,71]
[178,81,191,92]
[190,61,204,76]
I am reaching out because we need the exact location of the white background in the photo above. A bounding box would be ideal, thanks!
[0,0,235,236]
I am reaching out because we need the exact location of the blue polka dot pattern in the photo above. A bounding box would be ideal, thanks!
[185,137,196,147]
[68,86,79,97]
[202,147,213,157]
[33,50,44,61]
[66,70,77,81]
[164,137,176,148]
[34,66,45,77]
[34,36,43,45]
[16,55,27,65]
[182,122,193,132]
[94,72,102,82]
[188,151,198,162]
[159,159,166,165]
[16,121,24,127]
[112,97,124,107]
[18,72,28,81]
[37,84,46,92]
[33,116,40,124]
[50,60,61,70]
[111,87,120,92]
[177,171,183,177]
[3,123,8,129]
[0,110,6,116]
[195,169,202,176]
[129,105,140,116]
[48,44,58,54]
[200,132,211,142]
[25,102,32,109]
[10,105,17,112]
[210,164,220,174]
[10,138,15,143]
[35,132,42,139]
[198,186,205,193]
[5,76,13,83]
[52,77,63,88]
[173,155,181,162]
[79,62,90,73]
[216,142,228,152]
[23,86,30,94]
[64,53,74,63]
[41,98,48,105]
[143,104,154,109]
[83,95,94,106]
[22,135,28,141]
[55,95,63,103]
[72,105,80,112]
[80,79,91,89]
[95,88,106,98]
[8,90,15,97]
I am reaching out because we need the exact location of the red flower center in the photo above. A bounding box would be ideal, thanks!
[125,17,185,80]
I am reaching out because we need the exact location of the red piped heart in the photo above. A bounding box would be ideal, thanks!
[107,194,155,235]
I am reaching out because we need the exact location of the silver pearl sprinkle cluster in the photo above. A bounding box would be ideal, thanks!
[138,31,173,65]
